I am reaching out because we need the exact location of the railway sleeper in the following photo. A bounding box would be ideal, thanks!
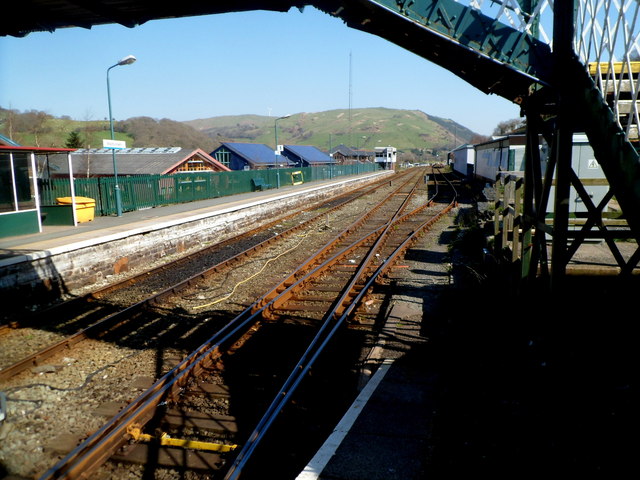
[159,409,238,435]
[291,293,336,302]
[186,381,231,399]
[308,283,351,292]
[92,403,238,436]
[279,302,332,312]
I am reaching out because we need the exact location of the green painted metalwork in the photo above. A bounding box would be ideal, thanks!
[39,164,378,217]
[345,0,553,83]
[41,205,75,226]
[394,0,548,76]
[0,210,40,238]
[568,56,640,246]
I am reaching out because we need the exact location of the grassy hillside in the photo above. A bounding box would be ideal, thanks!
[185,107,475,153]
[1,107,477,156]
[0,109,217,151]
[0,112,132,150]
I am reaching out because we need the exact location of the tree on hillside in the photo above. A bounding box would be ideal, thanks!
[119,116,216,151]
[470,134,492,144]
[493,118,526,136]
[0,107,17,140]
[80,110,103,149]
[24,109,52,147]
[65,130,83,148]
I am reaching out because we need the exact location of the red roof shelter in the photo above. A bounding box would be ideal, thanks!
[1,145,76,238]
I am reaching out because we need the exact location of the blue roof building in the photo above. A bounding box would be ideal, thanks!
[282,145,336,167]
[211,142,295,170]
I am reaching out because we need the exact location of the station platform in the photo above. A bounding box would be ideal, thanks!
[0,172,385,257]
[0,171,392,304]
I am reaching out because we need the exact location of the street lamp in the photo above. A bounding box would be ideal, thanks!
[274,114,290,188]
[107,54,136,216]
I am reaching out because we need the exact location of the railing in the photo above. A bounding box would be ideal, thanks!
[39,163,379,217]
[493,172,525,265]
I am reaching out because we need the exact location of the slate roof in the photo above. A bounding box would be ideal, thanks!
[328,144,358,156]
[50,147,230,175]
[217,142,290,166]
[283,145,335,164]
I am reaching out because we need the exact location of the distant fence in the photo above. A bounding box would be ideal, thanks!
[40,163,379,217]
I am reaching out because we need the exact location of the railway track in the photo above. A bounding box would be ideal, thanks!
[0,173,401,379]
[0,167,457,480]
[20,167,457,480]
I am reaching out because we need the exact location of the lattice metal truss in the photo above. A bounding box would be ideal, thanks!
[448,1,640,283]
[463,0,640,141]
[575,0,640,141]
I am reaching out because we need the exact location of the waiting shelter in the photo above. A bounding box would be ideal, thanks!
[0,145,77,239]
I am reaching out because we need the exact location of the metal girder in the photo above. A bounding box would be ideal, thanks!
[317,0,554,104]
[0,1,308,37]
[371,0,552,80]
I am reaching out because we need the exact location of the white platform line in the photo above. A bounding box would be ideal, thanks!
[295,359,394,480]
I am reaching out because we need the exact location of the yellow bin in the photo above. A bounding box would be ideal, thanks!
[56,196,96,223]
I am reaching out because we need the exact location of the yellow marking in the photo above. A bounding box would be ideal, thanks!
[127,424,237,453]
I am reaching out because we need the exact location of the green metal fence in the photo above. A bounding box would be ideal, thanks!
[40,163,378,217]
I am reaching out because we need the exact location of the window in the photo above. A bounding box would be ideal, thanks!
[176,158,212,172]
[215,148,231,168]
[0,152,36,213]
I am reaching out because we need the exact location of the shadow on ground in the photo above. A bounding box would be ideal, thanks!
[423,274,636,477]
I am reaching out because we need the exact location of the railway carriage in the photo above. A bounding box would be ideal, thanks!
[473,134,531,184]
[473,133,609,217]
[450,144,475,177]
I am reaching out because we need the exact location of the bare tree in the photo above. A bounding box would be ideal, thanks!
[493,118,526,136]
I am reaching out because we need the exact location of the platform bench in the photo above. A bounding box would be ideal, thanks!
[252,178,272,191]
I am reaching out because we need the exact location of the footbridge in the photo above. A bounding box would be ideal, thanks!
[5,0,640,286]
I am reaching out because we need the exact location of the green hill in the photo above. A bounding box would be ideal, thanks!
[1,106,478,157]
[0,109,218,152]
[185,107,475,154]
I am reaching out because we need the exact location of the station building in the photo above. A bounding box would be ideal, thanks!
[374,146,397,169]
[328,144,374,164]
[48,147,230,177]
[211,142,293,170]
[211,142,337,170]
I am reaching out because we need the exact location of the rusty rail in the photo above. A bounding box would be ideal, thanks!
[37,169,440,480]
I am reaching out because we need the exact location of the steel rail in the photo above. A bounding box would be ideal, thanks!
[1,173,403,381]
[1,172,393,335]
[222,169,457,479]
[257,171,443,318]
[36,170,425,480]
[253,171,425,313]
[267,174,424,319]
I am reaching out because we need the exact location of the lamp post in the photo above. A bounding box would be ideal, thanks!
[107,54,136,216]
[274,114,290,188]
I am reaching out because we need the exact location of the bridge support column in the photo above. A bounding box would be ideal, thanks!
[549,0,578,290]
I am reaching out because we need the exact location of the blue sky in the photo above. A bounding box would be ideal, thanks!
[0,7,521,136]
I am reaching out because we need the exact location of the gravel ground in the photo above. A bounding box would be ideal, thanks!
[0,177,431,479]
[4,175,632,479]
